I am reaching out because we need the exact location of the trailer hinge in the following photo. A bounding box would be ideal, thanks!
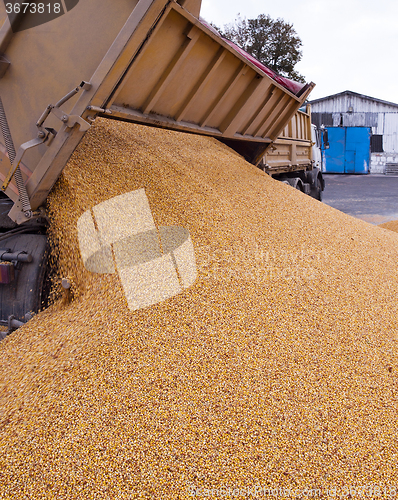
[36,81,92,134]
[86,105,112,114]
[50,106,91,131]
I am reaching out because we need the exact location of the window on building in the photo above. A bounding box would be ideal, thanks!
[371,135,383,153]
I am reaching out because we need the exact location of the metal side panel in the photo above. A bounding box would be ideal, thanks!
[0,0,142,209]
[23,0,175,215]
[279,107,312,142]
[104,2,313,147]
[0,0,175,220]
[261,139,312,173]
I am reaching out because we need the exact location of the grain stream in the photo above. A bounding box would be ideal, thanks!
[1,119,398,498]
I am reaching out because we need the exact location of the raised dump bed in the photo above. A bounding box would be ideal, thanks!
[0,0,313,225]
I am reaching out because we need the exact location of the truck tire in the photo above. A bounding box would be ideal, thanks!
[286,177,304,191]
[0,233,48,322]
[310,175,323,201]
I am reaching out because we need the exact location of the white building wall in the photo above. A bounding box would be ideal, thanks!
[376,113,398,152]
[311,95,398,114]
[370,113,398,172]
[371,153,398,174]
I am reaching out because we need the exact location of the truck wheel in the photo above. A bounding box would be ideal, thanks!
[310,175,323,201]
[286,177,304,191]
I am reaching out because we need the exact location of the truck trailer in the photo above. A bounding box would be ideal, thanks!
[258,105,328,200]
[0,0,320,334]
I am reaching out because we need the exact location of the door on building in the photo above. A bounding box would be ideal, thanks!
[324,127,370,174]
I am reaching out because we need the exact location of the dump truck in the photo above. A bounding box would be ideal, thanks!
[257,105,328,200]
[0,0,317,334]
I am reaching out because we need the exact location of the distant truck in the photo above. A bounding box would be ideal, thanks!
[257,105,329,200]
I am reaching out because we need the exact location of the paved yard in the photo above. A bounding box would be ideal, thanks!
[322,174,398,224]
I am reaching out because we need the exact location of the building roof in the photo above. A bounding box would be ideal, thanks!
[308,90,398,109]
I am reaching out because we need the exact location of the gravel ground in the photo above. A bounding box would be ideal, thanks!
[1,120,398,499]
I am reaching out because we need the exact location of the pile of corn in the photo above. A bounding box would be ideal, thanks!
[380,219,398,233]
[2,119,398,498]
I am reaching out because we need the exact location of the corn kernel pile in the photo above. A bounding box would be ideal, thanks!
[1,119,398,498]
[379,219,398,233]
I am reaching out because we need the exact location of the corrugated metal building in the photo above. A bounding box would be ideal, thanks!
[309,90,398,174]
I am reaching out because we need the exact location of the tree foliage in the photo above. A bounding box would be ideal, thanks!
[220,14,305,83]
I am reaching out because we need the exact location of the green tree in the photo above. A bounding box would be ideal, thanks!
[221,14,305,83]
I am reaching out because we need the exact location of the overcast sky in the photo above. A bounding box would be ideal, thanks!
[200,0,398,104]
